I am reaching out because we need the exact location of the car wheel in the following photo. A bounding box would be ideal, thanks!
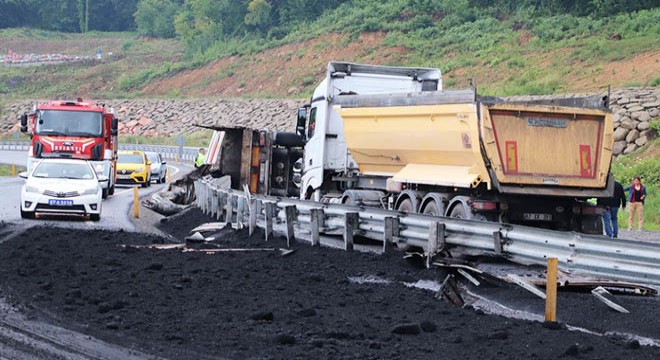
[102,187,109,199]
[108,185,115,196]
[21,210,35,219]
[141,182,148,188]
[90,213,101,222]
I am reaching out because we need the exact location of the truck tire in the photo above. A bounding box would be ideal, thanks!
[102,187,109,199]
[449,203,469,219]
[396,198,415,213]
[108,185,115,196]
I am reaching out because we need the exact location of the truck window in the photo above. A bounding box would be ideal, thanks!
[308,107,317,139]
[36,110,103,137]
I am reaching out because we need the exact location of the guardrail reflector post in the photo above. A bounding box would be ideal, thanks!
[11,164,16,177]
[285,205,297,247]
[344,212,358,251]
[133,187,139,218]
[249,199,257,236]
[265,202,274,242]
[310,208,323,247]
[545,257,558,323]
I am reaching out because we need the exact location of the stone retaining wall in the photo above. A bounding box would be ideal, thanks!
[1,87,658,156]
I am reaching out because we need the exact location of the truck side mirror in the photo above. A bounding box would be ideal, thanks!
[111,117,119,136]
[296,108,307,140]
[20,114,28,132]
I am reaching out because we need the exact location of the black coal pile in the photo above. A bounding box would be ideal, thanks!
[0,209,658,360]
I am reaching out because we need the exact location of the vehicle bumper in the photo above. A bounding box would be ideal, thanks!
[116,172,148,184]
[21,191,102,215]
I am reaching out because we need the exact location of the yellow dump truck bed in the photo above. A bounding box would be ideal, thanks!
[338,90,613,194]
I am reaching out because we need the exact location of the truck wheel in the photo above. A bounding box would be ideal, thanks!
[396,198,415,213]
[102,187,109,199]
[108,185,115,196]
[90,214,101,222]
[449,203,469,219]
[421,200,441,216]
[20,210,35,219]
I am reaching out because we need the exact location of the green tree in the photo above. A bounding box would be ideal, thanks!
[244,0,272,32]
[135,0,182,37]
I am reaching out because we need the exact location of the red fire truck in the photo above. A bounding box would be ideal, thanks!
[20,99,118,198]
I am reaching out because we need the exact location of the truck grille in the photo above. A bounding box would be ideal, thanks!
[43,190,80,198]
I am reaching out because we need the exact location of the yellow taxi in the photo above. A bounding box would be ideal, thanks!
[116,150,152,187]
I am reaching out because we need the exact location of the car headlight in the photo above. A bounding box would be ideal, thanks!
[25,184,41,193]
[94,163,105,175]
[82,187,99,195]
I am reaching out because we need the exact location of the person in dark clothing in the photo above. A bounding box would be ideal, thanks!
[597,180,626,237]
[624,176,647,231]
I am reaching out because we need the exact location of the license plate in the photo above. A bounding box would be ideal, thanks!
[48,199,74,207]
[523,213,552,221]
[118,175,131,179]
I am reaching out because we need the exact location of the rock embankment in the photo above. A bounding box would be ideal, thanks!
[610,88,659,155]
[1,88,658,156]
[1,98,303,137]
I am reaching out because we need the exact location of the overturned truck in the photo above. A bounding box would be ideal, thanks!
[185,62,615,234]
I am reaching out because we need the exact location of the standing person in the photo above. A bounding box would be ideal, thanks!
[597,180,626,237]
[194,148,206,168]
[624,176,647,231]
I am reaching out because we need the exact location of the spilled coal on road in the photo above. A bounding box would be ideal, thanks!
[0,210,659,360]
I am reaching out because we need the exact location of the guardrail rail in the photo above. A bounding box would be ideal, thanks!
[195,176,660,286]
[0,141,198,162]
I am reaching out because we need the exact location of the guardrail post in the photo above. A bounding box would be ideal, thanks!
[211,189,218,218]
[249,199,257,236]
[265,202,274,242]
[310,208,323,247]
[344,212,358,251]
[236,197,245,230]
[383,217,394,254]
[225,195,234,224]
[427,222,445,269]
[285,205,297,247]
[493,231,503,254]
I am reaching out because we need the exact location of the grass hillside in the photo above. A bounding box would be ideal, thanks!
[0,7,659,100]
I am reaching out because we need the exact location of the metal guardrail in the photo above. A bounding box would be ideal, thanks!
[195,176,660,286]
[0,141,198,162]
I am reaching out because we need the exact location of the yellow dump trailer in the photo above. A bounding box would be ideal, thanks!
[336,90,613,233]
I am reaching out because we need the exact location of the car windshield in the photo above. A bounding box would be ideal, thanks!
[118,154,144,164]
[146,153,159,162]
[35,110,103,137]
[32,162,95,180]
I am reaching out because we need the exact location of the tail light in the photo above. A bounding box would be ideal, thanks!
[471,201,498,212]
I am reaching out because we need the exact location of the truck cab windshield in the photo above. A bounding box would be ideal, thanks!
[36,110,103,137]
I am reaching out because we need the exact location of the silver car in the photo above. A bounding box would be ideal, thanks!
[145,151,168,184]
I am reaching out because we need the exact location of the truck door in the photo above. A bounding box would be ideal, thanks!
[301,102,326,199]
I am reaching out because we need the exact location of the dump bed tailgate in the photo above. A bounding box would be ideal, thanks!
[481,103,613,190]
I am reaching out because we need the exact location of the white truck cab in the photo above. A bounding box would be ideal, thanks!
[297,62,442,200]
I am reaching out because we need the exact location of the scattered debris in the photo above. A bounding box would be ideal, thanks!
[506,274,547,299]
[591,286,630,313]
